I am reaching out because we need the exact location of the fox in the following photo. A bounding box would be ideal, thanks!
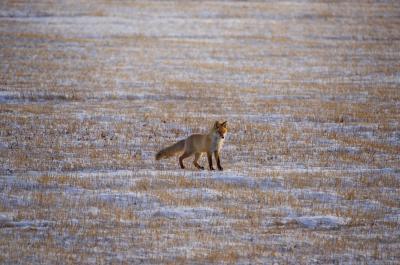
[155,121,228,170]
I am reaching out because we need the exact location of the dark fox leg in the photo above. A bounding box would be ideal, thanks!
[214,151,223,171]
[193,153,204,170]
[179,152,192,169]
[207,152,214,170]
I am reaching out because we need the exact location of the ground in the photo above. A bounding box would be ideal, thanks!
[0,0,399,264]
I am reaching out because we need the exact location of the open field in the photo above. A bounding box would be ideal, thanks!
[1,0,399,264]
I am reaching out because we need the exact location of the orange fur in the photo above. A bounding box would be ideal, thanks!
[155,121,228,170]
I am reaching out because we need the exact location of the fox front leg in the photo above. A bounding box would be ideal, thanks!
[214,151,223,171]
[207,152,214,170]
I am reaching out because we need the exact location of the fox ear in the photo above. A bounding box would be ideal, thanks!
[221,121,227,127]
[214,121,220,128]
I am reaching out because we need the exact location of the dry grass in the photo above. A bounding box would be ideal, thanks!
[1,0,399,264]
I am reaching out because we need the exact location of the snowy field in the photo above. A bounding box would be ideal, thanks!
[1,0,400,264]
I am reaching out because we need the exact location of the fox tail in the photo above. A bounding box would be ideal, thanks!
[155,140,185,160]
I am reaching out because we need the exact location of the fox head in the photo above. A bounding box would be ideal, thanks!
[213,121,228,139]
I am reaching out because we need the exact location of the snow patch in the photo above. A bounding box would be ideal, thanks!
[209,171,256,187]
[171,188,222,200]
[285,215,349,229]
[383,213,400,223]
[88,207,100,216]
[0,212,14,222]
[0,219,54,229]
[293,189,342,203]
[152,206,218,219]
[0,193,32,207]
[97,192,159,208]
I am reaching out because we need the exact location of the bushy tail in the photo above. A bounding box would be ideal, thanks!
[155,140,185,160]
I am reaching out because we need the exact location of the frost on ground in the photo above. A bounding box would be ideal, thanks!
[283,216,349,229]
[1,0,400,264]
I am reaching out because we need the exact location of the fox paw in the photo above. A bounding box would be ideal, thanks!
[218,166,223,171]
[210,167,215,171]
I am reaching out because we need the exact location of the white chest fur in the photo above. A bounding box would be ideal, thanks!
[211,135,224,152]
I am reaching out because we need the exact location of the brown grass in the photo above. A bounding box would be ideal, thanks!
[1,0,399,264]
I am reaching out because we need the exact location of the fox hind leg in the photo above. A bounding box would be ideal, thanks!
[193,153,204,170]
[179,152,193,169]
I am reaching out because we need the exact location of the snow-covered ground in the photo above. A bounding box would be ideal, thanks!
[1,0,399,264]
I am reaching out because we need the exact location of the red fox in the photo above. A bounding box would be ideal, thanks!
[155,121,228,170]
